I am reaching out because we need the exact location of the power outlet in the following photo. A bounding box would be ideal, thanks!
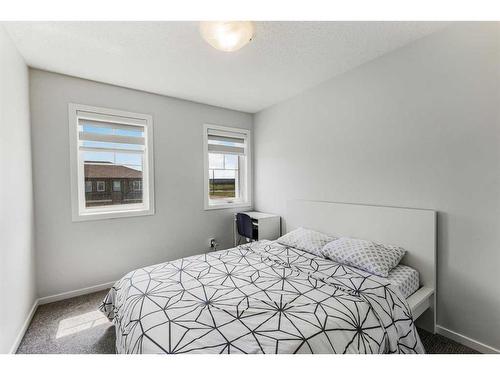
[209,238,218,251]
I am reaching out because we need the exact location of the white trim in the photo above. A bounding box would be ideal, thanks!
[9,299,39,354]
[203,123,252,210]
[68,103,155,222]
[9,281,116,354]
[436,325,500,354]
[204,202,252,211]
[37,281,116,305]
[73,207,154,222]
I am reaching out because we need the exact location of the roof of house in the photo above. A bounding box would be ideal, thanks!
[84,162,142,179]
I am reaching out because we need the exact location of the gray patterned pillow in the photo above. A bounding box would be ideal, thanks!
[321,237,406,277]
[277,227,336,257]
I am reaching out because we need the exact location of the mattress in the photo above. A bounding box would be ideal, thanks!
[387,264,420,299]
[100,239,424,354]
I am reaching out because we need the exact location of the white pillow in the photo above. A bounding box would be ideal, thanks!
[277,227,336,257]
[321,237,406,277]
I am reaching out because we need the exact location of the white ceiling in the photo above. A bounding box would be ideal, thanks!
[3,21,449,113]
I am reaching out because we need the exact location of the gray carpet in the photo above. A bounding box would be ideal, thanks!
[17,290,116,354]
[417,328,478,354]
[16,289,478,354]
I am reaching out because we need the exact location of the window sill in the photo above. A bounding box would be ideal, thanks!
[72,207,155,222]
[204,202,252,211]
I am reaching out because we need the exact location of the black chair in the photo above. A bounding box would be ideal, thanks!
[236,213,256,243]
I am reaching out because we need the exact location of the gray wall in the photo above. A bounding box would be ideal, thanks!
[0,26,36,353]
[254,23,500,350]
[29,69,253,298]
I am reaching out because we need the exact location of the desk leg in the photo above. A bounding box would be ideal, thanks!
[233,215,237,247]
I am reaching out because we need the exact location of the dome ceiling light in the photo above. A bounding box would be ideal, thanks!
[200,21,255,52]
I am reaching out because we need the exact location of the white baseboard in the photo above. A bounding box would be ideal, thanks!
[9,281,115,354]
[37,281,115,305]
[9,299,39,354]
[436,325,500,354]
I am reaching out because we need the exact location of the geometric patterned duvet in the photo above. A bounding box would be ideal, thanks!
[99,240,424,354]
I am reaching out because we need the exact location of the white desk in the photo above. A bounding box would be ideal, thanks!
[233,211,281,246]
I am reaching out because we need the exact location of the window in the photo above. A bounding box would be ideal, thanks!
[203,124,251,209]
[96,181,106,192]
[133,180,142,191]
[69,104,155,221]
[85,181,92,193]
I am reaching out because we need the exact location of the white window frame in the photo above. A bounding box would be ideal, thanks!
[69,103,155,221]
[203,123,252,210]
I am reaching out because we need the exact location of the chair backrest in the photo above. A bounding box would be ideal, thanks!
[236,213,254,240]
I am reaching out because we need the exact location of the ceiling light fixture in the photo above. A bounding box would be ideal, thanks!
[200,21,255,52]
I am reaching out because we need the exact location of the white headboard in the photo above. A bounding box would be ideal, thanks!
[286,200,436,290]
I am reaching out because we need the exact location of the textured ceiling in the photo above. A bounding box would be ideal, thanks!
[3,21,449,113]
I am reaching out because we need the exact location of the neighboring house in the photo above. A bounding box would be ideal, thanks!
[84,161,143,207]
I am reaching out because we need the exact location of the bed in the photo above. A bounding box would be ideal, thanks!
[100,200,436,354]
